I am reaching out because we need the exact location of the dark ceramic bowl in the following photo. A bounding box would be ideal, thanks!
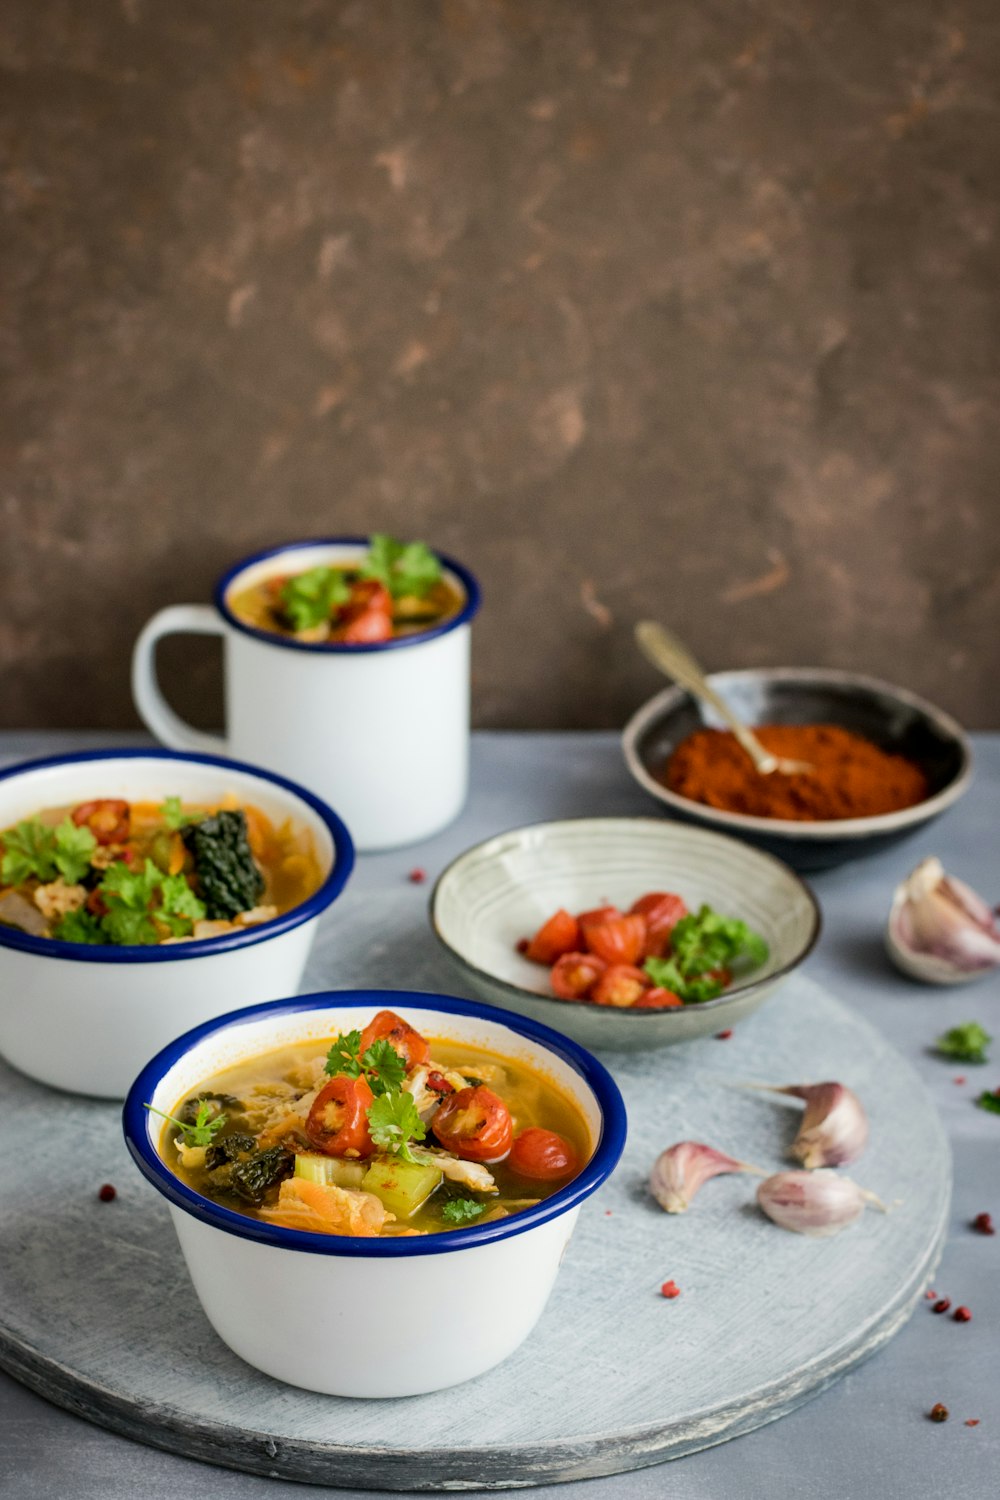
[622,668,972,872]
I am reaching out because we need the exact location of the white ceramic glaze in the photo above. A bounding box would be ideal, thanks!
[125,995,626,1398]
[431,817,821,1050]
[0,753,351,1098]
[131,540,480,851]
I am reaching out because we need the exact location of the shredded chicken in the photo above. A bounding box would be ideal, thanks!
[192,919,238,940]
[412,1147,497,1194]
[234,905,279,927]
[33,879,88,922]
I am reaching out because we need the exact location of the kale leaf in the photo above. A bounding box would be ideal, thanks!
[181,810,265,919]
[229,1146,294,1205]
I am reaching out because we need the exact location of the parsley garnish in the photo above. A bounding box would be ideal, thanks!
[92,858,207,945]
[160,796,204,832]
[324,1031,407,1096]
[144,1099,229,1147]
[367,1091,426,1163]
[440,1197,485,1224]
[360,534,442,600]
[937,1022,992,1066]
[975,1090,1000,1116]
[1,817,97,886]
[51,907,103,945]
[278,566,351,631]
[643,905,768,1003]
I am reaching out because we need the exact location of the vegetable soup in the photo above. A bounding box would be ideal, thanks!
[156,1010,592,1238]
[0,794,322,946]
[229,533,463,645]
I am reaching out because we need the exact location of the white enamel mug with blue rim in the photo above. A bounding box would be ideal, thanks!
[124,991,627,1398]
[131,539,482,851]
[0,750,353,1098]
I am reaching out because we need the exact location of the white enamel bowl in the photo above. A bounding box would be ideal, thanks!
[431,817,821,1051]
[123,990,627,1398]
[0,750,353,1098]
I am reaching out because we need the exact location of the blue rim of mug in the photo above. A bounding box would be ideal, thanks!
[213,537,482,654]
[0,749,354,963]
[123,989,628,1258]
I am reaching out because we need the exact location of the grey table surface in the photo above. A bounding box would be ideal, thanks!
[1,730,998,1500]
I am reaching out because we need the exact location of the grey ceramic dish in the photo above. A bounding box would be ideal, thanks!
[622,667,972,872]
[430,816,821,1051]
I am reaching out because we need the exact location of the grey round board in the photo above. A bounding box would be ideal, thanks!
[0,976,949,1491]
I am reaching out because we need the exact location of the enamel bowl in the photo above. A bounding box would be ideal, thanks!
[623,667,971,872]
[123,990,627,1398]
[430,817,820,1051]
[0,750,353,1098]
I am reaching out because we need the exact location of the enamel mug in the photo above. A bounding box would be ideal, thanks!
[132,539,481,851]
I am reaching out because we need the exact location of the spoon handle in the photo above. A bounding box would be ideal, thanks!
[634,622,776,774]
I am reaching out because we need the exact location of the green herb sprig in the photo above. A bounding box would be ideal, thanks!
[367,1091,427,1163]
[324,1031,407,1096]
[1,817,97,887]
[937,1022,992,1066]
[975,1090,1000,1116]
[360,534,442,599]
[145,1100,229,1147]
[440,1197,485,1224]
[278,567,351,631]
[643,905,769,1004]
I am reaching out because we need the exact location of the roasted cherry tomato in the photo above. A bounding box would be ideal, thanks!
[359,1009,430,1069]
[305,1074,375,1157]
[550,951,607,1000]
[336,580,393,644]
[631,986,683,1009]
[630,892,689,958]
[431,1085,513,1163]
[591,963,650,1008]
[582,912,647,967]
[577,905,621,929]
[508,1127,579,1181]
[706,966,732,988]
[71,799,130,846]
[524,908,581,965]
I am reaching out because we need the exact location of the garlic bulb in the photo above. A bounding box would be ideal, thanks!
[887,857,1000,985]
[649,1141,763,1213]
[757,1170,888,1237]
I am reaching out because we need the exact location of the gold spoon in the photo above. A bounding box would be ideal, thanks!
[635,621,813,776]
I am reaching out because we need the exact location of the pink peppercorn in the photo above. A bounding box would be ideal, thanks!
[953,1306,972,1323]
[408,868,427,884]
[932,1298,951,1314]
[98,1184,116,1203]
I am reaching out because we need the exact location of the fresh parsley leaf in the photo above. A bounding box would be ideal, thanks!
[360,534,442,600]
[160,796,204,832]
[278,566,351,631]
[1,819,58,885]
[325,1030,364,1078]
[97,858,167,945]
[937,1022,992,1066]
[975,1090,1000,1116]
[145,1099,229,1147]
[361,1038,408,1096]
[367,1091,426,1163]
[51,907,103,944]
[102,906,160,945]
[157,871,206,937]
[52,817,97,884]
[643,955,726,1003]
[440,1197,485,1224]
[669,906,769,976]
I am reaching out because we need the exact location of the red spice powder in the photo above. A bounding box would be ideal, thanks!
[663,724,929,822]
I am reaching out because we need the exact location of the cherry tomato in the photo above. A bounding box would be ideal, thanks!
[431,1085,513,1163]
[336,580,393,644]
[630,892,689,958]
[525,908,581,965]
[305,1074,375,1157]
[577,905,620,929]
[71,799,130,846]
[509,1127,579,1181]
[591,964,650,1008]
[582,912,647,967]
[631,986,684,1009]
[706,966,732,989]
[550,951,607,1000]
[359,1009,430,1069]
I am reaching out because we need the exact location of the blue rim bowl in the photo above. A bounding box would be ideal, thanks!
[0,748,355,963]
[214,536,482,655]
[123,989,628,1258]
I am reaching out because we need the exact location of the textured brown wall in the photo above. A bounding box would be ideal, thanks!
[2,1,999,732]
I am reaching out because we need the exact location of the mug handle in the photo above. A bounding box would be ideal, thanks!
[131,605,229,756]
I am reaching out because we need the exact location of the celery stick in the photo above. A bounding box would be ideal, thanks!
[294,1154,366,1190]
[362,1157,442,1219]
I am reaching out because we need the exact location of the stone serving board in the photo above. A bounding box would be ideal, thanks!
[0,977,949,1491]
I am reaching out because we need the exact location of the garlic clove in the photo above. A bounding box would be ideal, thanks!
[757,1170,887,1237]
[649,1141,763,1214]
[887,857,1000,985]
[743,1081,868,1169]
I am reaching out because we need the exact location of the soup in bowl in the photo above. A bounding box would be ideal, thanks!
[124,991,627,1397]
[0,751,353,1097]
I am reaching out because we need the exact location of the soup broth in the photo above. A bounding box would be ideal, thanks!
[160,1016,592,1238]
